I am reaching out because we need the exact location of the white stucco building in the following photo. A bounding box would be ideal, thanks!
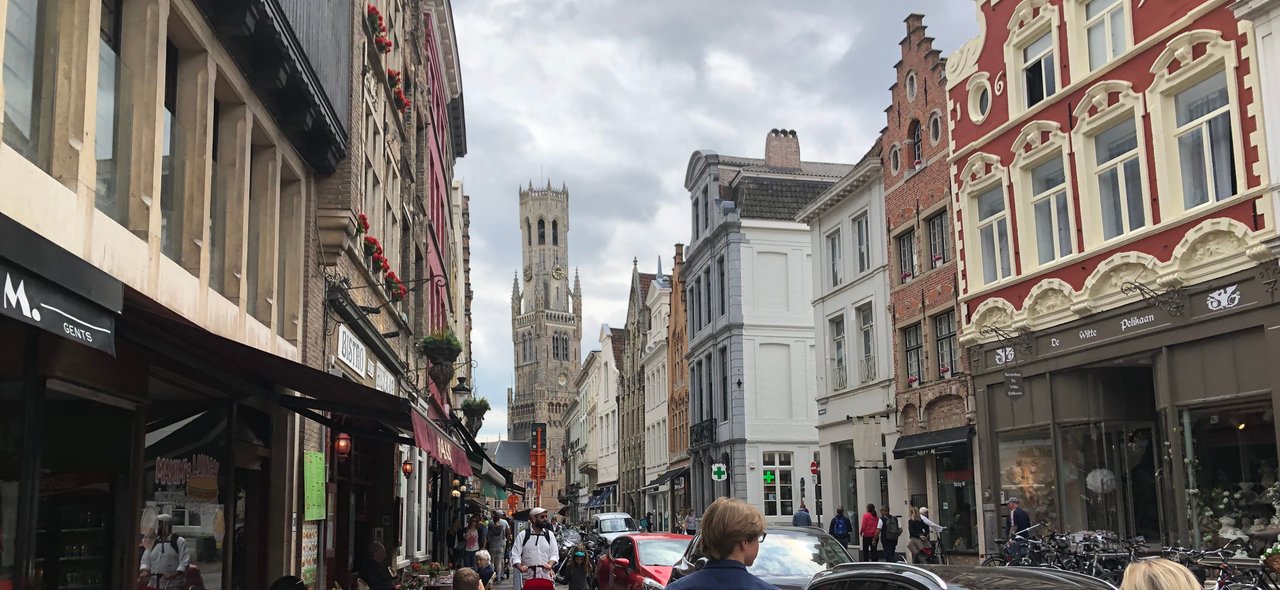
[642,269,672,525]
[796,145,907,525]
[578,324,622,512]
[682,131,853,523]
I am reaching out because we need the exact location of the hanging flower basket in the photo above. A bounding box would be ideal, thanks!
[363,236,382,257]
[415,330,462,364]
[428,362,455,393]
[390,282,408,303]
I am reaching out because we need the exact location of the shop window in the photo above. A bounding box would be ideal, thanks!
[1029,156,1074,265]
[1174,71,1237,210]
[2,0,56,168]
[975,184,1013,284]
[897,230,917,283]
[936,450,977,552]
[1184,401,1279,557]
[1059,422,1160,542]
[903,324,924,386]
[1093,117,1145,240]
[998,431,1058,528]
[762,452,794,517]
[927,213,949,269]
[1085,0,1128,70]
[934,311,957,379]
[854,214,871,273]
[826,229,843,288]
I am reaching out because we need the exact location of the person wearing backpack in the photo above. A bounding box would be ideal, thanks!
[827,507,853,548]
[879,505,901,562]
[511,507,559,587]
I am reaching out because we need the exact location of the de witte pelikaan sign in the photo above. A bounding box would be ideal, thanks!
[1,258,116,355]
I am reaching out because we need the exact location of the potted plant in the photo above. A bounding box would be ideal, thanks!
[372,253,390,275]
[1264,542,1280,573]
[387,68,401,89]
[461,397,490,435]
[363,235,382,257]
[356,212,369,236]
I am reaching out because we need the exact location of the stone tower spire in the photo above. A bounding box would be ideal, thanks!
[510,179,580,510]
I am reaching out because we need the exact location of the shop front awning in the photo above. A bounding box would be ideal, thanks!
[118,287,473,476]
[892,425,974,460]
[585,484,616,509]
[641,466,689,491]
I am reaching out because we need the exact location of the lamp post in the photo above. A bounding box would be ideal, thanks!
[451,378,472,422]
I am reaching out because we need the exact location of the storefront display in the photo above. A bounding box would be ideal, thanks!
[998,432,1057,526]
[1184,401,1279,556]
[935,450,977,551]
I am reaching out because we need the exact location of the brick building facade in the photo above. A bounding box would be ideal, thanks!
[882,14,980,554]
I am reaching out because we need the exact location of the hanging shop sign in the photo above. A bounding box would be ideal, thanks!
[337,324,367,376]
[0,257,116,354]
[1005,368,1023,398]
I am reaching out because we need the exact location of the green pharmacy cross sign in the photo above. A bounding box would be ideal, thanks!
[711,463,728,482]
[763,470,775,484]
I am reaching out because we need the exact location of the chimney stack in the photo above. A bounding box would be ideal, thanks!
[765,129,801,170]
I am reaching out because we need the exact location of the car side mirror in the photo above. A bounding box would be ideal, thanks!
[614,558,631,569]
[694,557,708,571]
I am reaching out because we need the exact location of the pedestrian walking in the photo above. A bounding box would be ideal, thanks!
[554,544,594,590]
[879,505,900,562]
[827,507,853,549]
[640,513,650,532]
[645,511,655,532]
[791,504,812,527]
[859,504,880,562]
[487,511,510,579]
[684,511,699,536]
[1119,558,1200,590]
[464,516,483,568]
[665,497,780,590]
[511,507,559,587]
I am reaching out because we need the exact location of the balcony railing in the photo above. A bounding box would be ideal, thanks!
[831,362,847,390]
[690,418,717,448]
[860,356,876,383]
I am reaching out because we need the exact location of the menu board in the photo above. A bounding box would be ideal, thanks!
[301,522,319,586]
[304,452,326,521]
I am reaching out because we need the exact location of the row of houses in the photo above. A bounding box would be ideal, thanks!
[0,1,514,589]
[562,0,1280,560]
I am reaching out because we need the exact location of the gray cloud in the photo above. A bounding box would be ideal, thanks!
[453,1,978,442]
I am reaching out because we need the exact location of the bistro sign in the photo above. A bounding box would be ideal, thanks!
[0,258,116,354]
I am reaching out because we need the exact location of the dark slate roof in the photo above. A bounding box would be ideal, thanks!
[734,176,841,221]
[483,440,531,469]
[717,156,854,179]
[610,328,627,365]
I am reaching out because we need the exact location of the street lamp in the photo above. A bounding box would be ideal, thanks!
[451,378,472,422]
[334,432,352,461]
[402,460,414,478]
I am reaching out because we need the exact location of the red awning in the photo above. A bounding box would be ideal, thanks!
[412,411,473,476]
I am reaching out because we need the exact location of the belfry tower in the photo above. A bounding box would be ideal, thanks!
[509,180,583,509]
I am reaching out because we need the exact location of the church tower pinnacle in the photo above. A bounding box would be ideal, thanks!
[510,180,581,509]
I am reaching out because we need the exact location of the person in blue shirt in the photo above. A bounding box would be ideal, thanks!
[667,497,779,590]
[791,504,812,527]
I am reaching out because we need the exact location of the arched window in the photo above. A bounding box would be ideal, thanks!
[538,219,546,244]
[910,120,923,167]
[525,219,532,246]
[552,220,559,246]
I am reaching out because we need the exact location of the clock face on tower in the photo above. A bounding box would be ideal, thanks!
[552,265,565,280]
[557,373,568,386]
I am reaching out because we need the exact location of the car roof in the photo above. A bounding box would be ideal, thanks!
[622,533,692,541]
[592,513,632,519]
[811,563,1117,590]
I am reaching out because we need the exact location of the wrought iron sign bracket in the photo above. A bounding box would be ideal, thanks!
[1120,280,1186,317]
[979,324,1036,358]
[1258,263,1280,302]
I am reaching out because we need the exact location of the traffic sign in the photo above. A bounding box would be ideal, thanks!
[810,461,819,475]
[711,463,728,481]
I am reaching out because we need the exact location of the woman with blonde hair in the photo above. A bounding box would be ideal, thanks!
[666,497,778,589]
[1119,558,1200,590]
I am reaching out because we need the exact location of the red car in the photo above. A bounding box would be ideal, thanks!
[597,532,693,590]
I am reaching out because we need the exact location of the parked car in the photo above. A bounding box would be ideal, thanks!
[670,525,853,590]
[806,563,1117,590]
[591,512,641,542]
[597,533,692,590]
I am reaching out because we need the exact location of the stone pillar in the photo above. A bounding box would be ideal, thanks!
[217,104,252,304]
[120,0,170,239]
[278,179,304,342]
[176,50,215,276]
[248,146,280,325]
[50,0,101,193]
[0,0,8,123]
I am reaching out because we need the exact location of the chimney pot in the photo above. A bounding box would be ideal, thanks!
[765,128,802,169]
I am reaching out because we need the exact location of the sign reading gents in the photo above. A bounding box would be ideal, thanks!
[1,258,116,354]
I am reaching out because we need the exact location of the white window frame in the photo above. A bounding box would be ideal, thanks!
[928,111,944,146]
[853,213,871,274]
[1070,80,1152,248]
[826,228,844,288]
[828,313,847,391]
[1146,30,1245,221]
[1010,121,1076,271]
[856,303,876,383]
[927,211,949,269]
[967,73,993,125]
[1076,0,1131,73]
[896,228,917,283]
[762,451,795,517]
[958,153,1015,289]
[889,144,902,174]
[1003,0,1062,117]
[905,71,918,102]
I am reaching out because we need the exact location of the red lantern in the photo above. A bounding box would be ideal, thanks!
[335,432,352,460]
[402,460,414,477]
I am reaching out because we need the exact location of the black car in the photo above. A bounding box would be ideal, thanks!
[807,563,1117,590]
[671,525,854,590]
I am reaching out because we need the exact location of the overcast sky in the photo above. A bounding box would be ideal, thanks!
[452,1,980,442]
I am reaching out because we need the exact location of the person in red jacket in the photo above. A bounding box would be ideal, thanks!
[859,504,880,562]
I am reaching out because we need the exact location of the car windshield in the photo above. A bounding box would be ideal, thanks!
[598,518,637,533]
[637,539,689,567]
[745,530,852,579]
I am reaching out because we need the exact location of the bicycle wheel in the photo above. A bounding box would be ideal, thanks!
[981,556,1008,567]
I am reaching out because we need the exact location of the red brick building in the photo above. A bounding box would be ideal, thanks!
[948,0,1279,555]
[883,14,980,554]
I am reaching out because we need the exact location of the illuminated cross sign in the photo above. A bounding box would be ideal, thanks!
[763,470,775,484]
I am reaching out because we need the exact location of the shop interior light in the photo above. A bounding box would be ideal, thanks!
[451,489,461,498]
[460,485,467,493]
[1238,422,1248,431]
[335,432,352,460]
[452,479,460,487]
